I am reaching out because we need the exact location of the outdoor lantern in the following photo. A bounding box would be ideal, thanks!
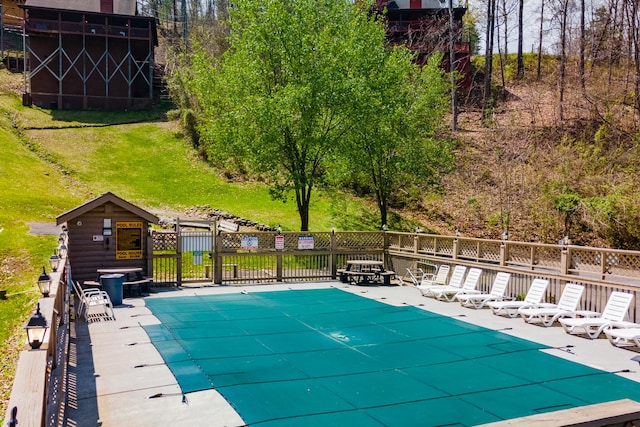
[58,243,68,258]
[37,267,51,297]
[49,251,61,272]
[24,303,48,349]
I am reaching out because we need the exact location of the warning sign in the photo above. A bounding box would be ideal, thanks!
[298,236,314,250]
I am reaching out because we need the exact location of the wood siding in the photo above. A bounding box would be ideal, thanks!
[67,201,150,284]
[23,6,156,110]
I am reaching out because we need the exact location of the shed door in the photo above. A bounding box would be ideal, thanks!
[410,0,422,8]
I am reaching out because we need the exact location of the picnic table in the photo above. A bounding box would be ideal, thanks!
[95,267,152,297]
[338,260,396,286]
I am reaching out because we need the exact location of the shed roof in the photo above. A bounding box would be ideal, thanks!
[56,192,159,225]
[23,0,136,16]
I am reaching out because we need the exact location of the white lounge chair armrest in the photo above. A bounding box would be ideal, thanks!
[612,321,640,329]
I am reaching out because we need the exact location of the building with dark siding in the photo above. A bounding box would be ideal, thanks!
[21,0,157,110]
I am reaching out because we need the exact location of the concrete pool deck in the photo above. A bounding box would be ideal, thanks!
[65,281,640,426]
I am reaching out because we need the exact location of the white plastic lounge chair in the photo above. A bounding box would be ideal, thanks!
[420,264,450,287]
[518,283,584,327]
[431,268,482,302]
[456,272,511,309]
[73,281,115,322]
[604,328,640,348]
[487,278,549,318]
[417,265,466,297]
[398,267,423,287]
[559,291,634,339]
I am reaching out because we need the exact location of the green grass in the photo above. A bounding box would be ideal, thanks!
[20,111,369,230]
[24,121,348,231]
[0,75,85,410]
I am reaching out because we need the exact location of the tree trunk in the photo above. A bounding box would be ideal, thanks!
[173,0,178,33]
[182,0,188,48]
[516,0,525,79]
[295,186,311,232]
[559,0,569,122]
[579,0,586,96]
[377,191,388,230]
[608,0,620,85]
[449,0,458,131]
[501,0,508,57]
[483,0,496,118]
[631,0,640,115]
[497,29,506,96]
[537,0,545,80]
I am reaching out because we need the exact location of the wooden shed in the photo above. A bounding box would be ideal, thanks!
[20,0,157,110]
[56,192,158,284]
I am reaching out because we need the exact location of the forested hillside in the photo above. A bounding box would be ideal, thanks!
[153,0,640,249]
[434,57,640,248]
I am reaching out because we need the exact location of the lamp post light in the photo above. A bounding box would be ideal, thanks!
[24,303,48,349]
[37,266,51,297]
[49,251,61,272]
[58,243,68,259]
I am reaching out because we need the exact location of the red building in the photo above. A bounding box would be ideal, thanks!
[375,0,471,90]
[21,0,157,110]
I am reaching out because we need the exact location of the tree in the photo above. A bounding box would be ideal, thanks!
[537,0,545,79]
[483,0,496,119]
[190,0,409,231]
[516,0,525,79]
[557,0,570,122]
[626,0,640,114]
[344,53,455,227]
[449,0,458,131]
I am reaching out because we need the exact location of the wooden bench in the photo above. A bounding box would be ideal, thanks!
[123,278,153,297]
[343,270,377,285]
[379,271,396,286]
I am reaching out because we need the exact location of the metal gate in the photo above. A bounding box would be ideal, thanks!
[180,229,215,282]
[151,219,215,285]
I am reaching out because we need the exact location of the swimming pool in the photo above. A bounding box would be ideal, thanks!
[143,288,640,426]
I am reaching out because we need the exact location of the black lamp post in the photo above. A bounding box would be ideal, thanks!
[24,303,48,349]
[49,251,61,272]
[37,267,51,297]
[58,243,68,258]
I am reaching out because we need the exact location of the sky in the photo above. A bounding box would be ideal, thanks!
[464,0,602,54]
[467,0,566,54]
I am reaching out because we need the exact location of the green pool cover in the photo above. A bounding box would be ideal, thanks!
[143,288,640,426]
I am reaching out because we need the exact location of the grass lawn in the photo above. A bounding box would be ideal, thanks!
[21,111,370,232]
[0,78,82,412]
